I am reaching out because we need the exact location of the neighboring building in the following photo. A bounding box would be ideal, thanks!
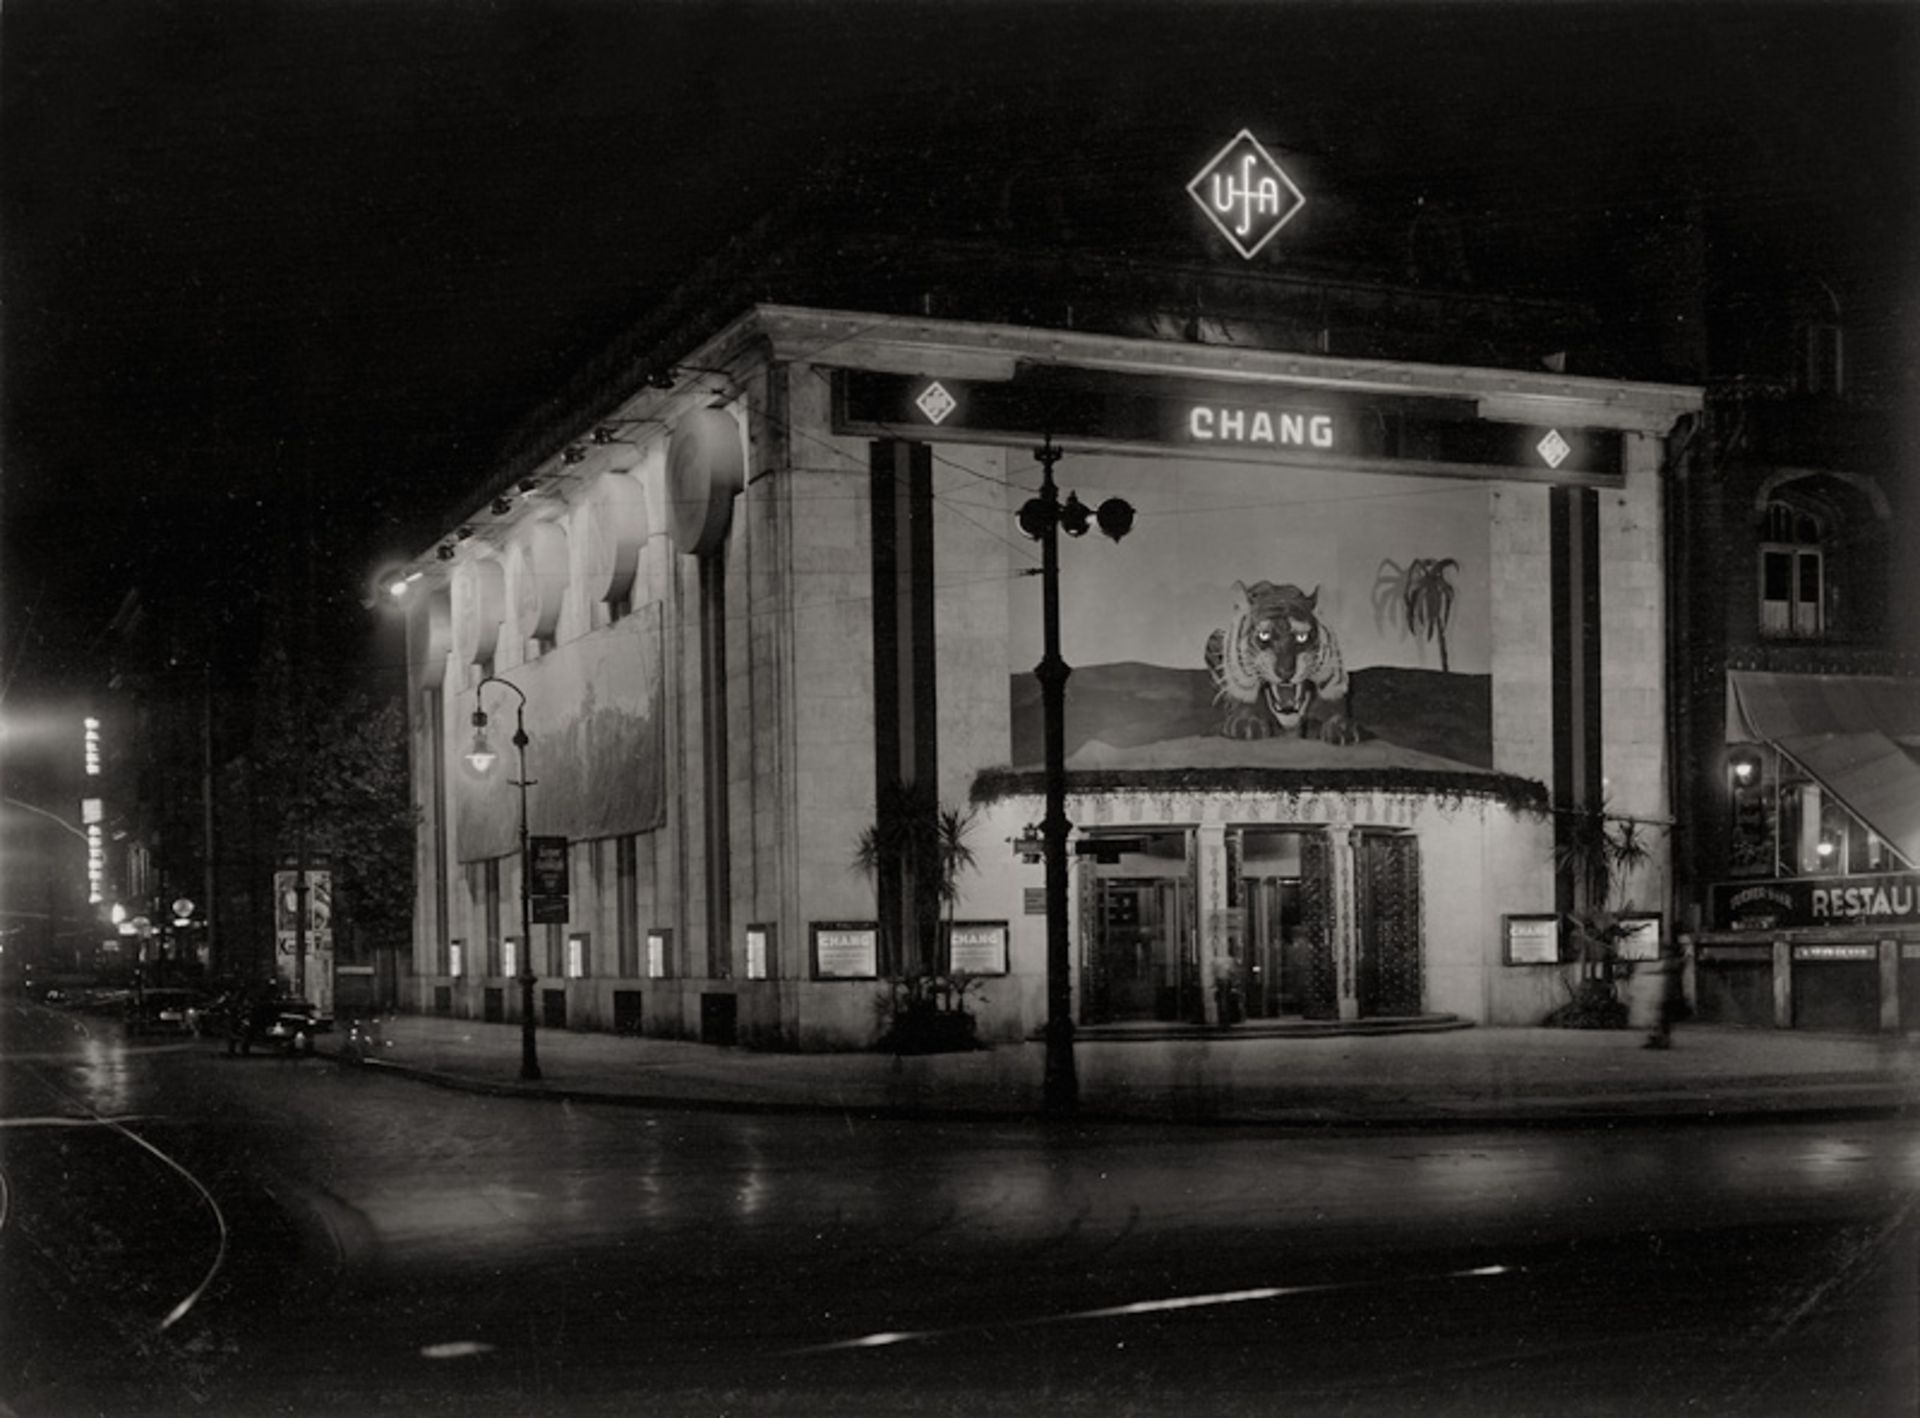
[1673,302,1920,1033]
[390,218,1701,1045]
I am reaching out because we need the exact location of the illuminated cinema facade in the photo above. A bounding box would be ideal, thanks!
[396,301,1700,1048]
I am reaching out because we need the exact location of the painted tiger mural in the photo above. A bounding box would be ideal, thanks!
[1203,581,1359,743]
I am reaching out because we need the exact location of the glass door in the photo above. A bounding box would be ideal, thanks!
[1242,877,1308,1017]
[1080,832,1196,1023]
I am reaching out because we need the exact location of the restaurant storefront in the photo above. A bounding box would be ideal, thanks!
[1691,671,1920,1033]
[1692,872,1920,1033]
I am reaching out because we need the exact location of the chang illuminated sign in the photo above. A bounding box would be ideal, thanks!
[1186,404,1335,449]
[835,370,1626,482]
[1187,129,1306,259]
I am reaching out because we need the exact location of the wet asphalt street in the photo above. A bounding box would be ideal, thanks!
[4,998,1917,1417]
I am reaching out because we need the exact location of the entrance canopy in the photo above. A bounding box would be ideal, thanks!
[1728,671,1920,864]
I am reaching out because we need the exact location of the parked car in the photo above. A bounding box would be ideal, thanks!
[227,997,333,1056]
[126,988,204,1036]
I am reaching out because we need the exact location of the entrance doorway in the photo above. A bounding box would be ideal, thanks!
[1081,831,1196,1023]
[1242,877,1309,1017]
[1238,828,1320,1018]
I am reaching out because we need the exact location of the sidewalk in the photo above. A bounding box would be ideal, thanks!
[322,1013,1920,1126]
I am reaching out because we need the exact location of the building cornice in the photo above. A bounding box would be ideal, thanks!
[749,304,1702,435]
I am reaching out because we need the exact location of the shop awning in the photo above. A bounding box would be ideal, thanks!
[1727,671,1920,866]
[1773,732,1920,866]
[1726,670,1920,745]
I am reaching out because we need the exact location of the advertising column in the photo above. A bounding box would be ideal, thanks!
[274,866,334,1016]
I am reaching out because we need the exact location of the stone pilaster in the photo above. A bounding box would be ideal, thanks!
[1328,823,1359,1022]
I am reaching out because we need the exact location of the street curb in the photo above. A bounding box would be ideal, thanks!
[325,1051,1918,1132]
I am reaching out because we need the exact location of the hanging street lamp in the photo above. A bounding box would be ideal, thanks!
[466,675,542,1081]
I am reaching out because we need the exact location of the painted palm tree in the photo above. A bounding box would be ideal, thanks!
[1374,556,1461,671]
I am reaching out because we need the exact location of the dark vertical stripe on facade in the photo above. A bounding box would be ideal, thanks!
[1579,488,1603,822]
[869,442,906,971]
[426,686,448,969]
[1549,487,1604,916]
[907,443,938,803]
[870,442,903,794]
[906,444,939,957]
[701,553,731,977]
[1550,490,1574,918]
[869,441,940,973]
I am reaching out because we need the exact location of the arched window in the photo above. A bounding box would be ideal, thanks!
[1757,499,1825,640]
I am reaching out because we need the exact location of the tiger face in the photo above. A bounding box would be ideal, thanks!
[1208,579,1358,744]
[1210,581,1323,737]
[1250,587,1321,726]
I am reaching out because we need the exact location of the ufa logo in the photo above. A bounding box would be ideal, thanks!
[1188,129,1306,260]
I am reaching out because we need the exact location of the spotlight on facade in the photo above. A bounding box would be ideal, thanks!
[645,369,676,389]
[437,542,458,561]
[386,570,423,600]
[518,477,541,493]
[591,425,617,444]
[492,496,515,516]
[456,525,476,541]
[562,445,586,465]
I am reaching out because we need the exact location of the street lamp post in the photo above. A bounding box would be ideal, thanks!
[1018,438,1133,1117]
[467,675,541,1081]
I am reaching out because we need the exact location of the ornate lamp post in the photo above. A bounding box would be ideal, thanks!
[1018,437,1134,1116]
[466,675,541,1081]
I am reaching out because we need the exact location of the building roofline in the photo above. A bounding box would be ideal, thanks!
[744,303,1702,433]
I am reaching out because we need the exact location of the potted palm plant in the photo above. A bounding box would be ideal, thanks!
[854,796,985,1053]
[1544,799,1654,1029]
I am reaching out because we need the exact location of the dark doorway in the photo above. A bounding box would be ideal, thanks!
[613,990,644,1036]
[701,991,738,1046]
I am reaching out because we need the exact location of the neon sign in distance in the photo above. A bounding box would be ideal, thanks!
[1188,129,1306,260]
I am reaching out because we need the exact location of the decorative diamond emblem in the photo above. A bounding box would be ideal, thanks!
[914,380,957,425]
[1536,429,1571,469]
[1187,129,1307,260]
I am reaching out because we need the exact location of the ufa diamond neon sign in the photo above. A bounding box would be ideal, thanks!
[1188,129,1306,259]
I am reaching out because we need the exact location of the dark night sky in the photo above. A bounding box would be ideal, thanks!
[2,1,1916,701]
